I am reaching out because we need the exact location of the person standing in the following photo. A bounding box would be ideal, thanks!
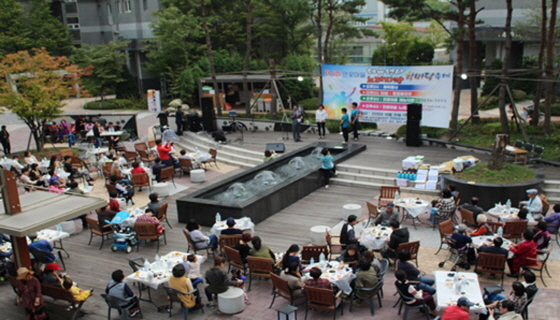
[340,108,349,143]
[290,104,303,142]
[315,104,328,139]
[16,267,48,320]
[175,106,184,135]
[0,125,11,155]
[319,148,335,188]
[350,102,363,140]
[92,121,102,148]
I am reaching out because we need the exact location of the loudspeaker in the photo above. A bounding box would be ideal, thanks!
[407,103,422,121]
[265,143,285,153]
[406,119,422,147]
[201,97,217,132]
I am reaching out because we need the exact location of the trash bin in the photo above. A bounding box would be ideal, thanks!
[157,111,169,127]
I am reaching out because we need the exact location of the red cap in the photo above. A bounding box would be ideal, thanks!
[44,262,62,271]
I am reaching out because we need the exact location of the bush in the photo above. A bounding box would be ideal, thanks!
[83,99,134,110]
[395,125,447,139]
[551,104,560,116]
[478,122,503,135]
[299,97,319,111]
[479,95,499,109]
[512,89,527,101]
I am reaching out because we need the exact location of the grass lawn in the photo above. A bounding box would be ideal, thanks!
[454,163,535,184]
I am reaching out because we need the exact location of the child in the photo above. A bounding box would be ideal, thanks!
[186,252,207,287]
[62,275,92,309]
[108,190,121,212]
[231,268,250,304]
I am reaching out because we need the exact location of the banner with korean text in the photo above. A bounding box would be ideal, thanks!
[321,64,454,128]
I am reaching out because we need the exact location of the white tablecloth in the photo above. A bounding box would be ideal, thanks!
[210,217,255,236]
[304,261,356,295]
[471,236,513,258]
[125,251,202,290]
[395,198,432,218]
[0,229,70,252]
[0,159,24,171]
[84,147,109,159]
[182,152,211,163]
[360,226,392,250]
[434,271,486,314]
[487,206,534,223]
[87,130,124,137]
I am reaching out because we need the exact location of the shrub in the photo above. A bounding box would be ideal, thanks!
[299,97,319,111]
[478,122,503,135]
[512,89,527,101]
[83,99,134,110]
[479,95,499,109]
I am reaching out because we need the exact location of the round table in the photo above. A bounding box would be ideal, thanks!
[360,226,393,250]
[310,226,330,245]
[342,204,361,221]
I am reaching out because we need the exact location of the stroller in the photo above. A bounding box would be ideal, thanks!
[438,236,471,271]
[105,211,138,253]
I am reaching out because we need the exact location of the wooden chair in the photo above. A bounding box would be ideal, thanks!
[134,142,148,152]
[131,173,151,193]
[433,205,458,230]
[475,252,507,286]
[540,194,550,215]
[459,207,476,227]
[159,166,176,188]
[179,158,195,177]
[487,221,502,234]
[102,163,113,180]
[377,186,400,207]
[148,140,156,148]
[300,245,329,264]
[70,155,84,170]
[223,246,246,274]
[124,150,138,163]
[503,220,528,242]
[547,224,560,246]
[134,222,167,253]
[393,241,420,267]
[81,160,101,179]
[521,245,553,287]
[269,272,305,308]
[60,149,74,158]
[138,149,156,165]
[325,230,344,261]
[86,217,113,250]
[349,279,383,316]
[435,219,454,255]
[366,201,380,227]
[163,286,203,319]
[202,148,219,169]
[219,234,243,255]
[247,256,275,290]
[157,202,172,229]
[105,183,117,195]
[183,229,214,255]
[305,286,344,319]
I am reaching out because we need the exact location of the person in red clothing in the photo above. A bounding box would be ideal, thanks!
[442,296,474,320]
[130,161,147,174]
[304,267,332,290]
[108,190,121,212]
[156,139,173,167]
[507,230,537,277]
[469,215,493,236]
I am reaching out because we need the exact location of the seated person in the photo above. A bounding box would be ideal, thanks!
[373,202,399,227]
[110,175,134,205]
[263,150,279,162]
[220,217,243,235]
[532,221,550,250]
[520,270,538,299]
[62,275,92,304]
[248,236,275,265]
[517,208,529,221]
[339,214,363,246]
[146,193,163,218]
[28,233,56,263]
[168,264,196,309]
[352,258,379,307]
[477,237,509,257]
[396,250,435,295]
[19,168,43,189]
[305,267,332,289]
[461,197,484,222]
[24,151,39,165]
[97,205,117,232]
[360,250,382,273]
[63,155,93,182]
[451,224,472,251]
[185,252,207,288]
[544,204,560,233]
[441,296,475,320]
[205,257,236,307]
[430,189,456,226]
[519,189,543,219]
[108,190,121,212]
[485,281,527,315]
[279,262,304,296]
[394,269,437,317]
[488,299,523,320]
[152,158,167,182]
[136,210,164,234]
[507,230,537,277]
[337,244,360,269]
[106,269,140,317]
[130,162,147,175]
[234,233,252,263]
[185,221,218,252]
[42,262,63,287]
[281,244,302,271]
[382,220,409,259]
[469,214,493,236]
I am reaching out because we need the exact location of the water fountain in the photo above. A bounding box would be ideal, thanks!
[176,142,366,226]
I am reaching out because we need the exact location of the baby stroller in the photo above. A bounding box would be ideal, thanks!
[438,236,470,271]
[105,211,138,253]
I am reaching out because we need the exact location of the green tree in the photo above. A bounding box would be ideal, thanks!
[280,54,316,103]
[72,41,129,101]
[371,22,417,66]
[424,20,448,48]
[406,40,434,65]
[0,48,84,150]
[0,0,29,57]
[25,0,73,56]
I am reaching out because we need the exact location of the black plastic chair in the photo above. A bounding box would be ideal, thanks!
[163,286,203,319]
[514,140,524,148]
[524,143,534,153]
[101,293,142,320]
[395,284,431,320]
[520,288,538,320]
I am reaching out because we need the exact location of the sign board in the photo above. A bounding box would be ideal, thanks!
[147,89,161,112]
[321,65,454,128]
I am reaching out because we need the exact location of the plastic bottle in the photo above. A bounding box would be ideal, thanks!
[195,146,200,153]
[497,226,503,238]
[310,257,315,265]
[216,212,221,223]
[455,280,462,295]
[319,253,325,262]
[394,191,400,202]
[143,260,150,271]
[155,254,160,261]
[506,199,511,210]
[56,224,63,235]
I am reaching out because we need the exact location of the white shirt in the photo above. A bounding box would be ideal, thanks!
[24,156,39,165]
[315,109,328,122]
[521,195,542,214]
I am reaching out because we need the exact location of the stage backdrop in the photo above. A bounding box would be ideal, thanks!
[321,64,454,128]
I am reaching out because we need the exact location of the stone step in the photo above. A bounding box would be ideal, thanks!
[336,164,397,177]
[543,180,560,190]
[335,171,397,184]
[330,178,440,197]
[182,132,262,158]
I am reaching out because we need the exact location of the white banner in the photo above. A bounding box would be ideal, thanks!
[147,89,161,112]
[321,64,454,128]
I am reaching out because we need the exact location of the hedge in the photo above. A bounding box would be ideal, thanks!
[83,99,134,110]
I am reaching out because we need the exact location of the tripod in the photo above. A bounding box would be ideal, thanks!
[278,105,291,141]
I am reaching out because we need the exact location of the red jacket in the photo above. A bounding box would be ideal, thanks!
[157,144,172,160]
[131,167,147,174]
[510,240,537,266]
[442,305,470,320]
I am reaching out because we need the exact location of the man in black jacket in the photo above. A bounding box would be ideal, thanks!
[462,197,484,221]
[382,220,409,259]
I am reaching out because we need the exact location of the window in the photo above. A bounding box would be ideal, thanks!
[67,17,79,24]
[143,0,148,11]
[123,0,132,13]
[116,0,121,13]
[107,3,113,25]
